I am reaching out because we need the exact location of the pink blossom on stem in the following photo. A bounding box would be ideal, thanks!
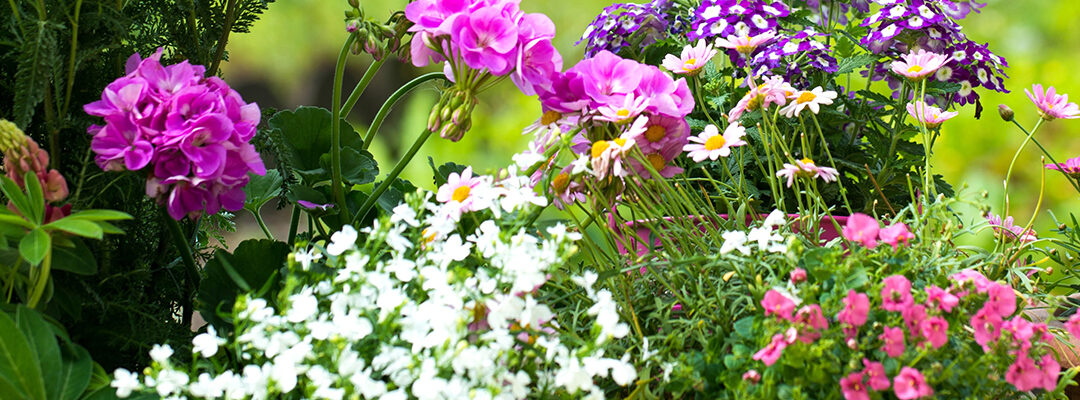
[795,304,829,343]
[906,101,958,129]
[862,359,890,391]
[890,49,949,82]
[902,304,927,337]
[842,213,880,248]
[752,333,789,366]
[880,326,906,357]
[1066,313,1080,338]
[879,223,915,249]
[837,290,870,327]
[971,306,1004,349]
[683,123,747,162]
[919,316,949,349]
[661,39,717,76]
[840,372,869,400]
[789,268,807,284]
[727,76,791,122]
[743,369,761,384]
[714,31,775,55]
[1045,156,1080,179]
[761,289,797,321]
[984,282,1017,318]
[925,286,959,313]
[881,275,913,312]
[776,158,839,187]
[1025,84,1080,121]
[893,367,933,399]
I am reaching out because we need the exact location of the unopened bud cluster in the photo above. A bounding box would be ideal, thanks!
[0,119,70,204]
[344,5,411,62]
[428,88,478,142]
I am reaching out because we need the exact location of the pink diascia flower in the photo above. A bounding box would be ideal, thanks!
[661,39,717,76]
[742,369,761,384]
[840,372,869,400]
[1045,156,1080,178]
[794,304,829,343]
[924,286,959,313]
[436,166,491,217]
[879,222,915,249]
[983,282,1017,318]
[683,123,747,162]
[752,333,789,366]
[971,306,1004,349]
[906,101,958,129]
[1025,84,1080,121]
[789,268,807,284]
[950,269,992,296]
[901,304,927,337]
[714,31,776,55]
[919,316,949,349]
[84,49,265,220]
[891,49,950,81]
[779,86,837,118]
[842,213,880,248]
[893,367,933,399]
[837,290,870,327]
[1066,313,1080,338]
[862,359,890,391]
[761,289,798,321]
[776,158,839,187]
[881,275,913,312]
[1006,354,1060,392]
[880,326,906,357]
[727,76,792,122]
[985,212,1037,244]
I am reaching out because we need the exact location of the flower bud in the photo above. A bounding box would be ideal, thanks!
[348,0,359,8]
[345,20,360,33]
[998,104,1014,121]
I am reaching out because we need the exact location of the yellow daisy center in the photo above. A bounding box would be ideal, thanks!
[452,185,471,202]
[704,135,727,151]
[647,153,666,171]
[541,110,561,125]
[645,125,667,142]
[591,140,611,158]
[683,58,698,70]
[907,65,924,74]
[613,138,628,147]
[796,91,817,104]
[552,173,570,193]
[616,109,631,117]
[801,158,816,166]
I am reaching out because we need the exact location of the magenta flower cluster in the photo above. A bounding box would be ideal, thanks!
[84,50,266,220]
[841,213,915,250]
[405,0,562,96]
[753,268,1064,399]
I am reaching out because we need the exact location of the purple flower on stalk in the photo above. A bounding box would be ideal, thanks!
[85,49,265,220]
[1045,156,1080,179]
[452,6,519,76]
[985,212,1037,244]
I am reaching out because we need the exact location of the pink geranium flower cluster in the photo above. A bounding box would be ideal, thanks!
[405,0,561,96]
[542,50,695,180]
[751,268,1064,399]
[84,50,265,220]
[841,213,915,249]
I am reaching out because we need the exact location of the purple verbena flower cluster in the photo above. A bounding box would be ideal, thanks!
[577,0,672,58]
[689,0,789,42]
[84,49,266,220]
[800,0,871,26]
[405,0,561,96]
[751,29,839,83]
[861,0,1007,105]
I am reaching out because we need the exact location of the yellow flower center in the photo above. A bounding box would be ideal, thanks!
[747,94,765,111]
[613,138,628,147]
[591,140,611,158]
[704,135,727,151]
[801,158,816,166]
[452,185,471,202]
[796,92,817,104]
[644,125,667,142]
[541,110,561,125]
[647,153,666,171]
[907,65,924,74]
[552,173,570,193]
[683,58,698,70]
[616,109,631,117]
[422,228,436,244]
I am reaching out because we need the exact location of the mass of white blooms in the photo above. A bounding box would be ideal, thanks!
[112,170,638,399]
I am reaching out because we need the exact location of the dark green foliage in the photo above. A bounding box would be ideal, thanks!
[0,305,97,400]
[1,0,274,371]
[197,239,289,331]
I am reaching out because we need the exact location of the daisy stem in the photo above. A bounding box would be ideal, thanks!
[1009,119,1080,195]
[810,113,854,214]
[917,79,933,200]
[1002,118,1044,217]
[692,77,719,127]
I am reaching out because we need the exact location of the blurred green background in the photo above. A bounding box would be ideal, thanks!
[220,0,1080,247]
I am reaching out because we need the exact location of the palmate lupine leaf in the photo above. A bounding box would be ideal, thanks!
[12,19,59,128]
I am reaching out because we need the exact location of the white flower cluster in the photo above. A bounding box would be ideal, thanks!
[113,186,636,399]
[718,210,789,255]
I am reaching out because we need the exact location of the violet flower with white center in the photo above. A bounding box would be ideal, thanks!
[683,123,747,162]
[1025,84,1080,121]
[661,39,717,76]
[907,101,959,129]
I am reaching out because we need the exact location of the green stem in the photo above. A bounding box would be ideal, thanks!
[330,35,358,225]
[362,72,447,150]
[340,57,387,120]
[26,251,50,309]
[252,211,274,240]
[287,205,300,246]
[351,129,434,226]
[207,0,237,76]
[1010,119,1080,195]
[164,215,199,327]
[1002,118,1044,215]
[61,0,82,114]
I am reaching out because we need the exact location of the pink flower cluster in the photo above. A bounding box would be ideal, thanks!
[985,212,1037,244]
[405,0,562,96]
[84,50,265,220]
[841,213,914,249]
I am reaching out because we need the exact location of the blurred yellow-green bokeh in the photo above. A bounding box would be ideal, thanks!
[221,0,1080,248]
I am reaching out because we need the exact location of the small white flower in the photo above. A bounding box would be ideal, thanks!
[111,368,141,398]
[192,325,228,358]
[762,209,786,229]
[286,290,319,323]
[327,225,358,256]
[149,344,173,364]
[389,203,420,227]
[152,369,189,396]
[293,247,322,270]
[720,231,751,255]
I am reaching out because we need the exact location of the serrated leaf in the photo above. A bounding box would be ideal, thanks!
[19,228,50,266]
[243,170,283,213]
[268,106,364,183]
[835,54,879,75]
[339,147,378,186]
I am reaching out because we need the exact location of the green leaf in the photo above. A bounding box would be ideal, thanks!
[835,54,879,75]
[43,219,102,240]
[23,171,45,225]
[428,157,467,187]
[197,239,289,331]
[14,307,61,400]
[19,228,50,266]
[243,170,284,213]
[51,238,97,275]
[338,147,378,186]
[0,177,34,224]
[0,311,46,400]
[55,343,92,400]
[732,316,754,339]
[62,210,132,222]
[268,106,364,183]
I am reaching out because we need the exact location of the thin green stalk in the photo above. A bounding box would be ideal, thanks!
[351,129,434,226]
[692,77,719,127]
[340,57,387,120]
[1010,119,1080,195]
[809,113,854,214]
[287,205,300,246]
[253,211,274,240]
[61,0,83,114]
[362,72,447,150]
[207,0,237,76]
[330,35,358,224]
[916,79,933,198]
[1002,118,1044,216]
[164,216,199,327]
[26,251,50,309]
